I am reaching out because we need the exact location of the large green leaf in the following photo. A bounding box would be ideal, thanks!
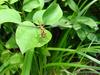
[16,21,52,54]
[43,1,63,25]
[33,10,45,25]
[0,5,9,9]
[77,16,98,30]
[23,0,40,12]
[0,9,21,24]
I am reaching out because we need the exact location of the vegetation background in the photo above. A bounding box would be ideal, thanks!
[0,0,100,75]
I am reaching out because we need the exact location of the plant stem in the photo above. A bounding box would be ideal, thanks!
[21,49,34,75]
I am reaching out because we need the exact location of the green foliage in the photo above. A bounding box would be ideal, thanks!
[16,21,52,54]
[77,16,98,30]
[0,0,100,75]
[23,0,44,12]
[5,35,18,49]
[9,0,18,4]
[67,0,79,12]
[33,10,45,25]
[43,1,63,25]
[0,9,21,25]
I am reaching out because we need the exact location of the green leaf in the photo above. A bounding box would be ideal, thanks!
[38,0,44,9]
[9,53,23,64]
[44,63,100,70]
[0,40,5,51]
[43,1,63,25]
[0,62,9,73]
[0,52,23,73]
[77,29,87,41]
[5,34,18,49]
[9,0,18,4]
[23,0,40,12]
[31,54,39,75]
[77,16,98,30]
[67,0,78,12]
[78,52,100,65]
[16,21,52,54]
[96,33,100,43]
[0,0,18,4]
[55,16,72,28]
[40,47,50,56]
[0,9,21,24]
[87,33,97,41]
[0,0,8,4]
[0,5,9,9]
[44,0,51,3]
[33,10,45,25]
[0,50,12,63]
[25,11,35,21]
[73,23,81,30]
[76,25,97,41]
[0,44,4,51]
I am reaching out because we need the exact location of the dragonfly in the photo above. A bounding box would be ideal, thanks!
[16,23,50,38]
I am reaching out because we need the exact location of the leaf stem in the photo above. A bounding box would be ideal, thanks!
[21,49,34,75]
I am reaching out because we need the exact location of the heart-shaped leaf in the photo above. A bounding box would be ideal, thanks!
[0,9,21,24]
[16,21,52,54]
[43,1,63,25]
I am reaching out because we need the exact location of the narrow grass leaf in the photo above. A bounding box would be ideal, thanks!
[44,63,100,70]
[78,52,100,65]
